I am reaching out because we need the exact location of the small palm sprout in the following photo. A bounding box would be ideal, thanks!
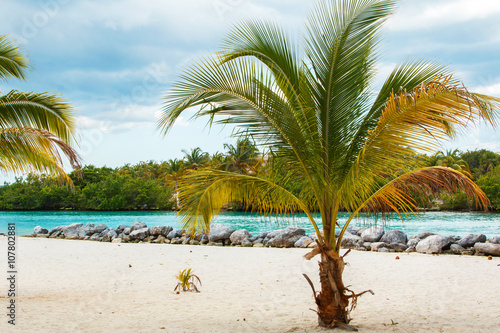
[174,268,202,292]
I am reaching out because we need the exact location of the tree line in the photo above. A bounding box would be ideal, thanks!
[2,144,500,211]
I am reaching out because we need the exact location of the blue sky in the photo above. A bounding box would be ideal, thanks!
[1,0,500,181]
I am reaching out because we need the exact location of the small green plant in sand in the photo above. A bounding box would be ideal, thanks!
[174,268,202,292]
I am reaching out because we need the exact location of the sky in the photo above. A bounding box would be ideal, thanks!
[1,0,500,182]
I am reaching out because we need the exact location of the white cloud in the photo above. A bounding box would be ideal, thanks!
[387,0,500,31]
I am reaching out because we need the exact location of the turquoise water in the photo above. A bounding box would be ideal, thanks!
[0,211,499,237]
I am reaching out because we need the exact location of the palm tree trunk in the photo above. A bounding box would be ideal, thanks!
[316,252,351,328]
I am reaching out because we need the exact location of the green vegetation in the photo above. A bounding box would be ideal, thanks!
[174,268,202,293]
[158,0,499,328]
[0,34,80,182]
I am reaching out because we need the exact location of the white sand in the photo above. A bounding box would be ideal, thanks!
[0,236,499,332]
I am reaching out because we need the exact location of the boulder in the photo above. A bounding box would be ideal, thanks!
[378,247,390,253]
[167,229,183,240]
[171,238,183,245]
[341,233,363,249]
[111,238,122,243]
[407,237,420,248]
[266,226,306,248]
[370,242,389,251]
[458,234,487,248]
[360,226,385,242]
[62,223,85,239]
[94,224,108,234]
[83,223,97,236]
[33,226,48,236]
[129,227,149,241]
[417,232,435,240]
[131,221,147,232]
[123,227,132,235]
[356,228,367,237]
[380,230,407,245]
[347,226,362,235]
[450,244,466,254]
[294,236,313,248]
[107,228,118,241]
[230,229,252,245]
[49,226,65,238]
[392,243,408,252]
[241,239,253,247]
[117,224,129,232]
[149,226,172,237]
[474,243,500,256]
[154,235,166,244]
[208,224,235,243]
[416,235,452,254]
[487,236,500,244]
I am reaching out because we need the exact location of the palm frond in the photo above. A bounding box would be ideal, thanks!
[176,169,321,239]
[0,127,81,183]
[0,90,77,143]
[0,35,29,81]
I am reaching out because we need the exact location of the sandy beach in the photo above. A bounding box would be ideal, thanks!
[1,236,499,332]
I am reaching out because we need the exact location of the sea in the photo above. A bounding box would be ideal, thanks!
[1,210,499,237]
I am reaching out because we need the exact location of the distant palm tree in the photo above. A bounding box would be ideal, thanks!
[182,147,209,170]
[0,34,80,181]
[222,137,260,174]
[158,0,499,328]
[162,158,186,209]
[428,149,472,178]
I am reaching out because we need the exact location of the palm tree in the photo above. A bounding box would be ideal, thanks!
[428,149,472,178]
[0,34,80,181]
[182,147,209,170]
[162,158,186,209]
[222,137,260,174]
[158,0,499,329]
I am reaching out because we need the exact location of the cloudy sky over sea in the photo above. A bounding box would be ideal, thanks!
[1,0,500,180]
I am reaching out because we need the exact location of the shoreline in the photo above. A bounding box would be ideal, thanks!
[1,236,499,332]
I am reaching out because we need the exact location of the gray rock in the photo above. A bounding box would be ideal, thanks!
[474,243,500,256]
[347,226,362,235]
[83,223,96,236]
[208,224,235,243]
[341,233,363,249]
[360,226,385,242]
[49,226,65,238]
[154,235,166,244]
[129,227,149,240]
[162,226,174,237]
[189,240,200,245]
[370,242,389,251]
[378,247,390,253]
[111,238,122,243]
[458,234,487,248]
[295,236,313,248]
[121,233,131,242]
[362,242,372,249]
[117,224,129,232]
[487,236,500,244]
[448,235,462,244]
[241,239,253,247]
[89,233,101,241]
[123,227,131,235]
[392,243,408,252]
[450,244,465,254]
[200,233,209,244]
[62,223,85,239]
[380,230,407,244]
[416,235,452,254]
[167,229,183,240]
[149,226,171,236]
[407,237,420,248]
[33,226,48,236]
[266,226,306,248]
[417,232,435,240]
[253,242,265,248]
[171,238,183,245]
[356,228,367,237]
[131,221,147,232]
[107,228,118,241]
[230,229,252,245]
[94,224,107,234]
